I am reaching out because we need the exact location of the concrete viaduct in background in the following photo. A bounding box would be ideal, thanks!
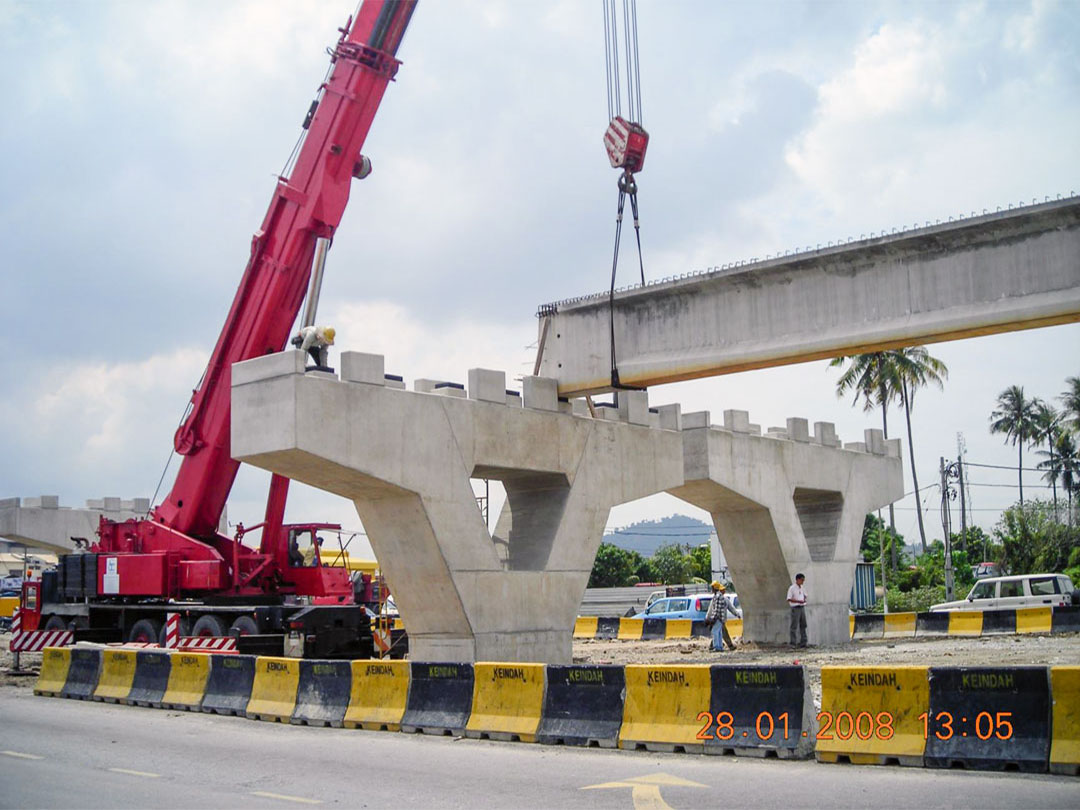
[535,197,1080,395]
[232,351,902,662]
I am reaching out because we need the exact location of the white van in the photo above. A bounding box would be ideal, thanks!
[930,573,1076,612]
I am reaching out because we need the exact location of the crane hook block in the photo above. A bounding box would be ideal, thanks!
[603,116,649,174]
[352,154,372,180]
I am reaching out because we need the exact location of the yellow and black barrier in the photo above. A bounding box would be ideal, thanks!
[574,616,742,642]
[33,650,1079,774]
[126,651,172,707]
[853,605,1080,640]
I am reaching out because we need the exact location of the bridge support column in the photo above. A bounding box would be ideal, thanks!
[232,352,683,663]
[668,412,903,646]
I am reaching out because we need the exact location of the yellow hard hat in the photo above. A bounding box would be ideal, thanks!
[711,580,722,590]
[322,326,336,344]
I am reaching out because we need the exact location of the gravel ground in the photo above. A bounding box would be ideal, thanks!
[5,630,1079,707]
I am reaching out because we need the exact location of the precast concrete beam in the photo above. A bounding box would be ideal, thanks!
[0,496,150,554]
[537,197,1080,395]
[668,415,903,646]
[231,350,684,663]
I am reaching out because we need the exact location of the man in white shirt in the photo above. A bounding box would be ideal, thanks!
[786,572,808,647]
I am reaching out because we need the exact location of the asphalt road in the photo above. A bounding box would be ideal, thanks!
[1,689,1078,810]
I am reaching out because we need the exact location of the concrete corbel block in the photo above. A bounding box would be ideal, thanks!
[787,418,810,443]
[864,429,886,455]
[434,382,466,398]
[340,352,386,386]
[616,390,650,426]
[413,378,442,393]
[723,410,749,433]
[467,368,507,403]
[103,497,122,512]
[683,411,711,430]
[813,421,838,447]
[40,495,60,509]
[522,376,558,412]
[0,498,20,508]
[133,498,150,513]
[571,399,591,417]
[886,438,902,458]
[656,404,682,431]
[232,350,307,386]
[85,499,104,509]
[648,408,660,429]
[844,442,867,453]
[748,424,762,436]
[384,374,406,390]
[595,402,620,420]
[558,397,574,415]
[505,390,522,407]
[766,428,789,439]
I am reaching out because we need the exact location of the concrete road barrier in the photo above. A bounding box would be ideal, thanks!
[1050,666,1080,775]
[690,619,709,638]
[925,667,1049,772]
[126,651,171,707]
[882,613,917,639]
[852,614,884,640]
[94,649,137,703]
[1052,605,1080,634]
[979,610,1017,635]
[536,665,625,748]
[247,656,301,722]
[595,617,620,640]
[641,617,666,640]
[466,663,545,742]
[34,648,71,697]
[948,611,983,636]
[573,617,598,639]
[915,612,949,638]
[727,618,743,640]
[617,618,644,641]
[665,619,692,639]
[1016,607,1053,634]
[401,662,474,736]
[292,660,351,727]
[705,665,814,759]
[344,659,410,731]
[60,648,102,701]
[161,652,210,710]
[202,654,256,716]
[619,665,710,753]
[816,666,929,766]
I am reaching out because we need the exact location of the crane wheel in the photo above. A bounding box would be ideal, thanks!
[191,614,227,638]
[43,616,68,632]
[229,616,259,637]
[128,618,162,644]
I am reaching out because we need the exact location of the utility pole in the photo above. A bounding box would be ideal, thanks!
[940,457,962,602]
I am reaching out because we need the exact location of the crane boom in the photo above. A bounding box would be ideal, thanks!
[159,0,416,538]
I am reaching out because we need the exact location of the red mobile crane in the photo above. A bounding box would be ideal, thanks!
[21,0,416,658]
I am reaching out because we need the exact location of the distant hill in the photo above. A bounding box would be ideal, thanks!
[604,514,713,557]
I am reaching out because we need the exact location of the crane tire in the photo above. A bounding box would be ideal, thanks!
[43,615,68,632]
[229,616,259,637]
[191,614,227,638]
[128,618,162,644]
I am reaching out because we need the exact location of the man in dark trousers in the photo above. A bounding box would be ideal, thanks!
[787,572,808,647]
[706,581,735,652]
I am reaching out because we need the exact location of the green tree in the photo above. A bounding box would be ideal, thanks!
[650,543,692,585]
[832,347,947,553]
[1033,401,1064,520]
[991,499,1080,575]
[1061,375,1080,435]
[687,543,711,581]
[1042,431,1080,527]
[990,385,1040,505]
[588,542,636,587]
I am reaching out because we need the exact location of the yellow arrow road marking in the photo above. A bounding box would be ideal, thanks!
[583,772,707,810]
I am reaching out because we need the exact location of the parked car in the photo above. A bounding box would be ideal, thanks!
[930,573,1077,612]
[632,593,742,620]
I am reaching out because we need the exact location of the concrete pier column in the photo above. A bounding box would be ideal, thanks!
[668,414,902,646]
[231,352,683,663]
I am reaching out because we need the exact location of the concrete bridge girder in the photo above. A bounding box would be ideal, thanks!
[0,496,152,554]
[231,351,685,664]
[668,414,903,646]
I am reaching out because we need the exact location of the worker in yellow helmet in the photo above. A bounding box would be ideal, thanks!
[706,580,735,652]
[294,324,336,369]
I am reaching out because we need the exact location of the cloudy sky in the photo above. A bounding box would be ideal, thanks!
[1,0,1077,558]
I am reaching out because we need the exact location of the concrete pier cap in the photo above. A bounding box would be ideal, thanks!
[231,350,685,663]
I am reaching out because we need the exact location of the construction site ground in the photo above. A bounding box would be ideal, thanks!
[4,631,1079,708]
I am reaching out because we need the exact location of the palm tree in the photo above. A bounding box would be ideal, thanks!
[830,353,897,569]
[989,386,1039,504]
[831,347,947,553]
[1047,431,1079,526]
[1061,376,1080,435]
[1033,402,1063,520]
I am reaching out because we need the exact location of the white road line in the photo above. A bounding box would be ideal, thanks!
[107,767,161,778]
[1,751,44,760]
[251,791,323,805]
